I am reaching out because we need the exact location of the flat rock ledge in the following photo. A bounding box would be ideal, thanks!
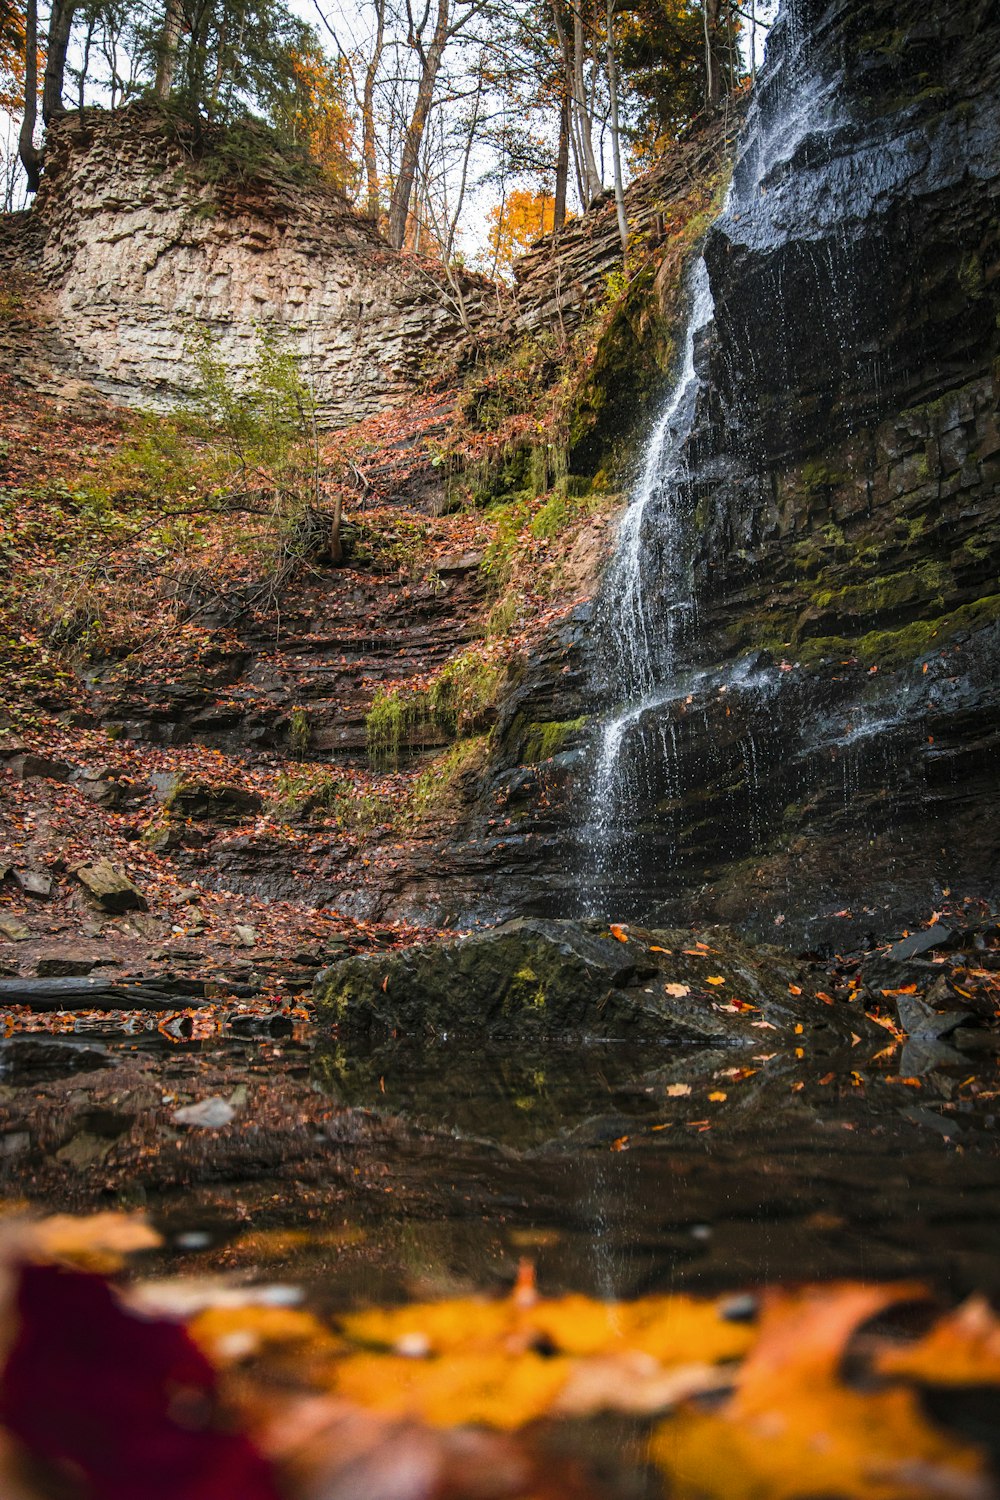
[313,918,876,1048]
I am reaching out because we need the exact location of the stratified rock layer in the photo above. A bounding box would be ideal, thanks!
[0,107,487,424]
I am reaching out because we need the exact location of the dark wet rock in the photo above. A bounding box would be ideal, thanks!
[74,858,147,913]
[0,1037,114,1081]
[35,952,100,978]
[163,781,263,822]
[0,975,209,1010]
[7,752,73,782]
[886,926,955,962]
[14,869,52,899]
[895,992,975,1040]
[75,777,123,808]
[315,917,875,1046]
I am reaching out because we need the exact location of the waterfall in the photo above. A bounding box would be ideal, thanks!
[582,2,842,918]
[585,261,714,908]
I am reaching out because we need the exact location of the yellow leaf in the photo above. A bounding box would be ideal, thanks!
[29,1212,162,1272]
[666,1083,692,1097]
[708,1091,727,1102]
[332,1350,571,1429]
[189,1304,334,1365]
[652,1283,987,1500]
[706,976,726,986]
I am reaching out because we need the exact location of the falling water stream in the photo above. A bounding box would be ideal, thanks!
[582,14,851,915]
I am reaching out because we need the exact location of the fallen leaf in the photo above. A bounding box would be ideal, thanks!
[652,1283,987,1500]
[29,1212,162,1273]
[876,1296,1000,1386]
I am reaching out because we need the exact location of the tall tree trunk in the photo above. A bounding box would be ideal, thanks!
[153,0,184,99]
[703,0,722,107]
[570,0,602,204]
[42,0,77,125]
[18,0,42,191]
[386,0,450,251]
[605,0,627,256]
[553,84,569,231]
[362,0,386,218]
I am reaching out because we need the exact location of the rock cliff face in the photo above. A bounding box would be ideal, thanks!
[0,108,487,424]
[465,0,1000,948]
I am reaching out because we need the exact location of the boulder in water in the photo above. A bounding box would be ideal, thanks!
[314,917,874,1047]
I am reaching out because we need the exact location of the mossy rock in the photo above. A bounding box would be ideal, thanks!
[313,918,880,1047]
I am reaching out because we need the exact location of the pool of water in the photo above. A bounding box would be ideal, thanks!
[9,1017,981,1306]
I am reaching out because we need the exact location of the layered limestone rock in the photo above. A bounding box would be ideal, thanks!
[1,107,488,424]
[508,115,737,344]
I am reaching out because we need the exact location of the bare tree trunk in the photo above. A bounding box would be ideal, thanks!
[386,0,451,251]
[703,0,722,107]
[43,0,77,125]
[605,0,627,256]
[154,0,184,99]
[570,0,602,204]
[553,84,569,231]
[18,0,42,191]
[361,0,386,217]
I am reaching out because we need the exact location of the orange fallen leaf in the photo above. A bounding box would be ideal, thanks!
[652,1282,987,1500]
[876,1295,1000,1385]
[609,924,628,943]
[706,976,726,986]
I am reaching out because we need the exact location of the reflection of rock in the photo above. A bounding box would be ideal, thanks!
[0,1037,114,1082]
[315,917,874,1047]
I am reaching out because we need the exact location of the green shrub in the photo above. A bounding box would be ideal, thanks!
[365,686,431,768]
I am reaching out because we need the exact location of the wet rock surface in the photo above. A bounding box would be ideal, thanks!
[456,0,1000,949]
[315,917,879,1045]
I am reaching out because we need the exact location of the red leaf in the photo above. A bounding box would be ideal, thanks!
[0,1264,280,1500]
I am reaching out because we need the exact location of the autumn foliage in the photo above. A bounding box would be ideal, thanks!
[487,189,559,275]
[0,1215,998,1500]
